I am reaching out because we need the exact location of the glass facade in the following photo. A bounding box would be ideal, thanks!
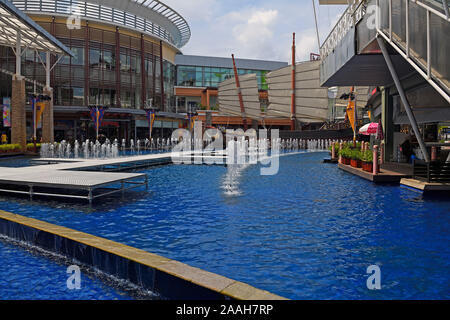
[176,66,269,90]
[0,19,176,111]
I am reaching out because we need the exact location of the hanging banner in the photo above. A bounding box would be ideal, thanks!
[90,107,106,129]
[3,98,11,127]
[35,101,46,129]
[346,100,356,133]
[145,110,156,130]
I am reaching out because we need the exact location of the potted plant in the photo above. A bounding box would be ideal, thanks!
[350,149,362,168]
[340,147,351,165]
[361,150,373,172]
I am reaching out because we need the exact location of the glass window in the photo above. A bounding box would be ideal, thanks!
[71,47,84,65]
[73,87,84,105]
[211,71,223,84]
[103,51,115,70]
[120,54,130,72]
[177,65,196,86]
[121,91,132,108]
[89,49,101,67]
[89,88,98,105]
[103,89,116,106]
[132,56,141,73]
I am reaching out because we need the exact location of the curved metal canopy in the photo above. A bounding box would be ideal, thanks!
[12,0,191,48]
[89,0,190,47]
[0,0,73,56]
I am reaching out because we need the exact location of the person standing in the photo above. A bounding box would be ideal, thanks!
[1,132,7,145]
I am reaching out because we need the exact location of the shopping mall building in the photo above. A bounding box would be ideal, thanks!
[0,0,289,143]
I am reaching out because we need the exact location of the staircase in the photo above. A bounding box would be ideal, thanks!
[414,159,450,182]
[375,0,450,103]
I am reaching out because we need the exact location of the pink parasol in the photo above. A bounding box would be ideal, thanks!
[359,122,379,136]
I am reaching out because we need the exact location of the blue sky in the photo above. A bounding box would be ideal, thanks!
[164,0,347,63]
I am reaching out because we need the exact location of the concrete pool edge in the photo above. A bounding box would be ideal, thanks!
[0,210,286,300]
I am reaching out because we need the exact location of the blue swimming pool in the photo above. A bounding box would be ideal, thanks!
[0,238,132,300]
[0,152,449,299]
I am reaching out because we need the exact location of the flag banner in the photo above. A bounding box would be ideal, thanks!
[145,110,156,132]
[190,116,197,130]
[35,101,46,129]
[90,107,106,129]
[3,98,11,127]
[346,100,356,133]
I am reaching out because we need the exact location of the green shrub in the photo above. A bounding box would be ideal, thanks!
[350,149,361,160]
[26,143,41,149]
[0,144,21,153]
[361,150,373,163]
[339,147,352,159]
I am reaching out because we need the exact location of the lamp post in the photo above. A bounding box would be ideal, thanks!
[29,93,51,153]
[144,99,159,147]
[187,103,198,134]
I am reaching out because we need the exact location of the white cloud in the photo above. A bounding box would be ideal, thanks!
[162,0,218,22]
[162,0,347,63]
[229,9,279,60]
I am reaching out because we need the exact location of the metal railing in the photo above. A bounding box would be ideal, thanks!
[320,0,367,59]
[320,0,450,102]
[10,0,191,48]
[375,0,450,103]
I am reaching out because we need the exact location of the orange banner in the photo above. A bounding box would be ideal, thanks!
[346,100,356,133]
[35,101,46,128]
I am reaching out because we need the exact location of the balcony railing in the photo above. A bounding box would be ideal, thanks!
[320,0,367,60]
[320,0,449,102]
[375,0,450,101]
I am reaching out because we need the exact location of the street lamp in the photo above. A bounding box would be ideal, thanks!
[29,93,51,153]
[144,99,159,145]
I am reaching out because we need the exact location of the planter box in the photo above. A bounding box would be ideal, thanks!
[350,159,361,168]
[362,162,373,172]
[342,157,351,165]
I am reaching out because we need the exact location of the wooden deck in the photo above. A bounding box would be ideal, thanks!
[0,153,184,203]
[338,163,411,183]
[0,151,228,203]
[400,178,450,191]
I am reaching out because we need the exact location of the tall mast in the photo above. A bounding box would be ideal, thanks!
[231,54,248,131]
[291,33,296,131]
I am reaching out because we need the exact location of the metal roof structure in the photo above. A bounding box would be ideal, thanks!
[175,55,288,71]
[0,0,72,56]
[11,0,191,48]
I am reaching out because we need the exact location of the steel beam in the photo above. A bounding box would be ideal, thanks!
[377,36,430,163]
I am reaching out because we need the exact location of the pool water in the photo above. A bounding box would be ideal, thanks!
[0,238,132,300]
[0,152,449,299]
